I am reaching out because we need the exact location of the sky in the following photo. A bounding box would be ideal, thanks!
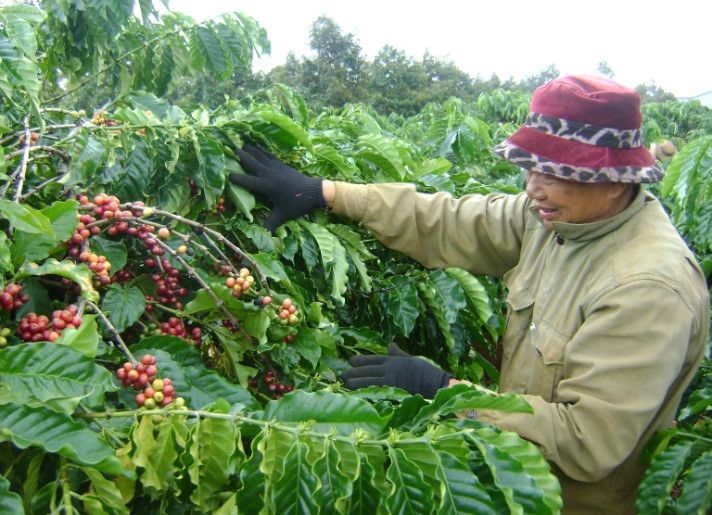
[159,0,711,99]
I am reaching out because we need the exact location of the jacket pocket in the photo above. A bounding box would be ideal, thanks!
[499,288,536,392]
[528,320,567,402]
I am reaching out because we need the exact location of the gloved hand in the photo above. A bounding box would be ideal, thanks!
[229,144,325,231]
[342,343,452,399]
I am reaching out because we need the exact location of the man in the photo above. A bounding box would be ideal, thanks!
[231,75,709,514]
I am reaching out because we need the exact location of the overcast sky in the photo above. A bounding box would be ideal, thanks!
[159,0,710,99]
[2,0,707,98]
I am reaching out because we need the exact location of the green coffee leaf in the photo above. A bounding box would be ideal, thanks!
[313,440,352,514]
[0,200,54,236]
[347,453,380,514]
[0,474,23,515]
[476,427,561,514]
[130,416,177,491]
[188,399,240,511]
[436,450,497,514]
[385,447,435,514]
[385,277,420,337]
[0,403,123,475]
[260,391,389,436]
[637,440,694,514]
[676,450,712,515]
[271,441,319,515]
[101,285,146,332]
[17,259,98,303]
[80,467,129,515]
[54,314,101,358]
[445,267,493,325]
[467,432,548,515]
[0,343,116,413]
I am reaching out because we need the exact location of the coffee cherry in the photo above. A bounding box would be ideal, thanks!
[157,227,170,240]
[0,283,28,311]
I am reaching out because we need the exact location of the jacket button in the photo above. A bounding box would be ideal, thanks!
[555,234,565,245]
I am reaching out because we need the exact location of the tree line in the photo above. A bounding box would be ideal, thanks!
[167,16,677,117]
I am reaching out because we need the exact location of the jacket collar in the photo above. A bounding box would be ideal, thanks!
[530,186,649,243]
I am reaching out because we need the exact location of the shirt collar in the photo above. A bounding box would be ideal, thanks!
[529,187,649,243]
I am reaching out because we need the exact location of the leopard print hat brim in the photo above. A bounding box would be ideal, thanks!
[493,140,664,183]
[493,112,664,184]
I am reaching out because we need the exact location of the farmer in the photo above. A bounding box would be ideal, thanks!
[230,75,710,515]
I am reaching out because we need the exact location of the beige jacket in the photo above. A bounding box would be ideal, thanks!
[332,182,709,514]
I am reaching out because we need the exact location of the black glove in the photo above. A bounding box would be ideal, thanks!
[229,144,325,231]
[342,343,452,399]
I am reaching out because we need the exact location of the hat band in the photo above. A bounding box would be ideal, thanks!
[525,112,642,149]
[493,141,664,183]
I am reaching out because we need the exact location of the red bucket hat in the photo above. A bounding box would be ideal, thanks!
[493,75,663,183]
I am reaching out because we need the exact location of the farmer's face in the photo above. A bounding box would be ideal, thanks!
[525,171,632,229]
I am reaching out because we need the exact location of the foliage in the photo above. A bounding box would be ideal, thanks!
[0,1,564,513]
[643,101,712,142]
[637,358,712,514]
[660,136,712,267]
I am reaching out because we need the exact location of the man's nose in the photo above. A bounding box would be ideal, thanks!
[525,172,546,200]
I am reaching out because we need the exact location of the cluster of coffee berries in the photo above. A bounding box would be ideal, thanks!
[216,196,226,213]
[225,268,254,298]
[277,298,299,325]
[78,251,112,285]
[116,354,158,389]
[160,317,187,338]
[90,111,119,127]
[18,132,40,145]
[16,306,82,343]
[249,370,294,399]
[111,269,132,284]
[91,193,131,221]
[135,378,180,408]
[65,213,100,257]
[17,313,58,342]
[0,327,12,347]
[0,283,29,311]
[50,304,82,333]
[116,355,182,408]
[148,260,185,310]
[137,225,165,257]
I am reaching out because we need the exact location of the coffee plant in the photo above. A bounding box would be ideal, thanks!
[0,1,709,514]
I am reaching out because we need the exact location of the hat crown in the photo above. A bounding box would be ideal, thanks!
[531,74,642,130]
